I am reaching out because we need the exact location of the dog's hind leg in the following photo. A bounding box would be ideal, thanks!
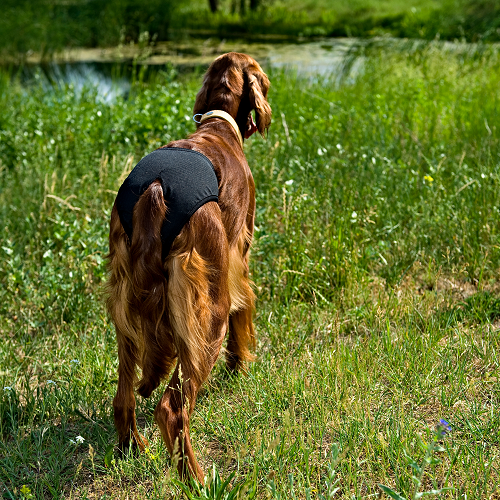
[154,316,228,482]
[154,363,205,482]
[107,205,149,454]
[113,336,149,453]
[155,203,230,482]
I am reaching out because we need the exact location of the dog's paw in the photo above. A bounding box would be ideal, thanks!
[224,353,242,374]
[133,432,149,452]
[117,433,149,458]
[117,440,131,458]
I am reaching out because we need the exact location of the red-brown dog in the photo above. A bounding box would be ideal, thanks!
[106,52,271,481]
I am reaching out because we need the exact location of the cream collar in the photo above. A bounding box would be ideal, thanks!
[193,110,244,149]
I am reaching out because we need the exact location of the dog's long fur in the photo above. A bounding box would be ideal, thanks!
[106,52,271,482]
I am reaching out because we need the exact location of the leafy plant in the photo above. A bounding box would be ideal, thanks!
[379,421,453,500]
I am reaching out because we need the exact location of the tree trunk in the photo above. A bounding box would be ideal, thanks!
[208,0,218,13]
[250,0,259,11]
[240,0,246,16]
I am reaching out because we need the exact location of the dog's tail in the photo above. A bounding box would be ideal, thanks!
[130,181,180,397]
[107,180,212,397]
[107,181,175,398]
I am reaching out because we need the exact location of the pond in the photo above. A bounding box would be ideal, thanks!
[10,36,495,102]
[23,37,363,72]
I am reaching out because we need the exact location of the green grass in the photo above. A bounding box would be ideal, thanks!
[2,0,500,60]
[1,42,500,498]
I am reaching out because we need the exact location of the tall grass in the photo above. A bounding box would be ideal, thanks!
[0,43,499,498]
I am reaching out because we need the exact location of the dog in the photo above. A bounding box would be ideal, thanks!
[106,52,271,482]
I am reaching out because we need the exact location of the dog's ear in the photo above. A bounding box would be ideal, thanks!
[194,64,244,117]
[248,72,272,137]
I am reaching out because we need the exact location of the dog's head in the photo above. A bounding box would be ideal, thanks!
[194,52,271,139]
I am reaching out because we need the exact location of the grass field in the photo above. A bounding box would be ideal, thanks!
[1,41,500,498]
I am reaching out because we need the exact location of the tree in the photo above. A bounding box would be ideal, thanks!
[227,0,260,16]
[208,0,218,13]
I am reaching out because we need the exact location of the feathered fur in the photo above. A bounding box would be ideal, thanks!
[106,52,271,482]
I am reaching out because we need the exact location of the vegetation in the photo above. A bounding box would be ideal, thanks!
[178,0,500,41]
[1,42,500,498]
[2,0,500,60]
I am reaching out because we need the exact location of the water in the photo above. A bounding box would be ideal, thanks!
[13,36,497,101]
[24,37,363,74]
[28,63,131,103]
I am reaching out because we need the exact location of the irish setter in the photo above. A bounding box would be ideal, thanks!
[106,52,271,482]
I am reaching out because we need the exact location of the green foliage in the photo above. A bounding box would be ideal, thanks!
[0,0,184,57]
[1,43,500,497]
[2,0,500,58]
[175,0,500,42]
